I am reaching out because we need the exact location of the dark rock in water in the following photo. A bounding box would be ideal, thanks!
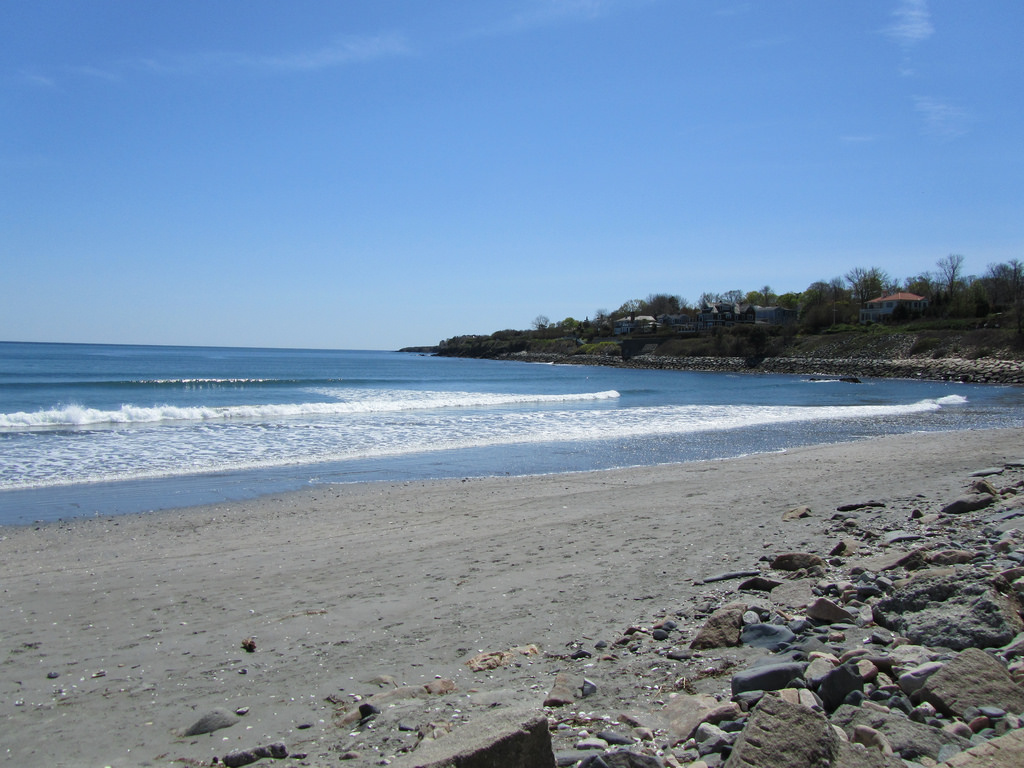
[183,708,238,737]
[918,647,1024,719]
[872,571,1024,650]
[740,623,796,651]
[731,662,807,696]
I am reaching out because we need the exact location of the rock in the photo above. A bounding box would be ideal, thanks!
[884,530,924,545]
[852,725,894,755]
[424,678,457,695]
[831,704,971,761]
[182,708,238,736]
[740,623,796,651]
[390,708,555,768]
[928,549,977,565]
[544,672,577,707]
[918,647,1024,719]
[703,570,761,584]
[782,505,812,521]
[222,743,288,767]
[897,662,945,696]
[722,694,842,768]
[938,728,1024,767]
[837,501,885,512]
[581,752,663,768]
[663,693,719,742]
[872,571,1024,650]
[942,494,996,515]
[806,597,856,624]
[970,467,1006,477]
[771,553,826,571]
[738,576,782,592]
[830,540,859,557]
[817,662,864,713]
[465,644,540,671]
[690,607,745,650]
[358,702,381,720]
[731,662,807,696]
[596,730,634,746]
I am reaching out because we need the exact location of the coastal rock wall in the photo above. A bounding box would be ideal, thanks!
[503,352,1024,384]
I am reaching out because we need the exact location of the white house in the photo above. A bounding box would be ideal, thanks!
[859,292,928,324]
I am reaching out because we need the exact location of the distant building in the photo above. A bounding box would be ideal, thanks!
[657,313,698,333]
[613,315,656,335]
[859,292,928,324]
[697,302,736,330]
[755,306,799,326]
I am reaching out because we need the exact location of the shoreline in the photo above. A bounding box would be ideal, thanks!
[465,351,1024,384]
[3,427,1024,766]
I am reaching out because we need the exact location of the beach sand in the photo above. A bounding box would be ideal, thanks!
[2,427,1023,767]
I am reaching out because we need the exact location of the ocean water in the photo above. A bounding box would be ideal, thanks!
[1,341,1022,525]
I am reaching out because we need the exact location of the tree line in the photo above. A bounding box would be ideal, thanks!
[532,255,1024,337]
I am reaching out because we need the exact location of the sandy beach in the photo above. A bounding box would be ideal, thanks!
[3,427,1024,767]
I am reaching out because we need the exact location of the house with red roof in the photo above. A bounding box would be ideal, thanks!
[859,292,928,324]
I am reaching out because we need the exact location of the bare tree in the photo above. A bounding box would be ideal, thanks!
[937,254,966,298]
[531,315,550,330]
[845,266,891,307]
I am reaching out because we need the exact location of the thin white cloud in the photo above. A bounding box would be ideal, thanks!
[914,96,971,141]
[463,0,618,39]
[234,34,411,72]
[839,134,878,144]
[70,34,410,81]
[884,0,934,46]
[16,70,56,88]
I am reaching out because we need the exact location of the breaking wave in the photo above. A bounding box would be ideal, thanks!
[0,389,622,429]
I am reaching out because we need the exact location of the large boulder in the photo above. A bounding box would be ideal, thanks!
[723,694,903,768]
[690,606,745,649]
[389,707,554,768]
[872,571,1024,650]
[831,704,971,761]
[918,647,1024,719]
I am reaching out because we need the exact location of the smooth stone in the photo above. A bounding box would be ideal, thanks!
[741,623,797,651]
[183,708,238,737]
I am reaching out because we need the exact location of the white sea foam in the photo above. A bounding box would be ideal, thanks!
[0,395,969,490]
[0,389,622,429]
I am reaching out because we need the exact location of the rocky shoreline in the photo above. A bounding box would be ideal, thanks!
[496,351,1024,385]
[359,460,1024,768]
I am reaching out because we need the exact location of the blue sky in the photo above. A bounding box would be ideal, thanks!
[2,1,1022,350]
